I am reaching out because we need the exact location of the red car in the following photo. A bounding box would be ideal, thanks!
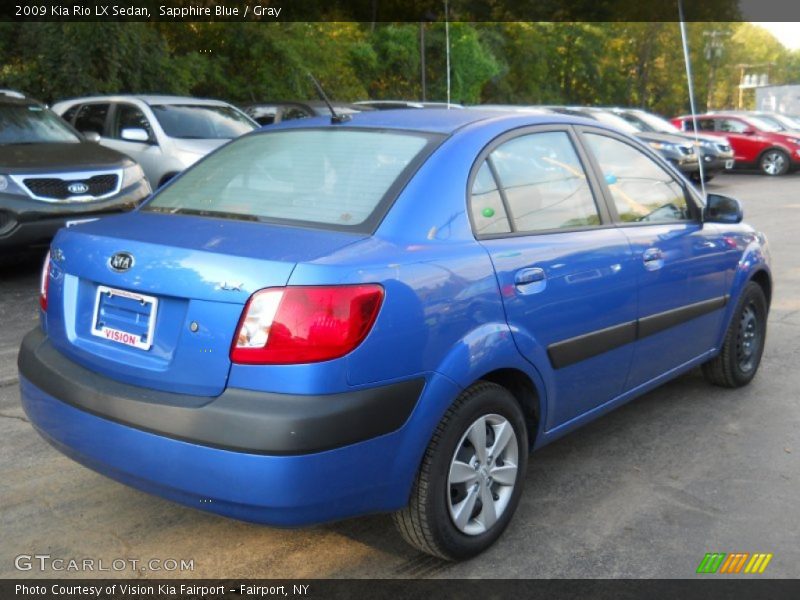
[672,112,800,176]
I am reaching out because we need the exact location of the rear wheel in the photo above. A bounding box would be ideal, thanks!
[702,282,767,387]
[393,381,528,560]
[759,149,789,176]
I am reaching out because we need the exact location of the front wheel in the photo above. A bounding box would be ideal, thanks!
[759,149,790,176]
[393,381,528,560]
[702,282,768,387]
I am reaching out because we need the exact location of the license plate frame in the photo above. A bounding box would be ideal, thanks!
[90,285,158,351]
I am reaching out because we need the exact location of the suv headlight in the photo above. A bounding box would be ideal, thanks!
[121,163,150,191]
[649,141,679,151]
[0,175,28,196]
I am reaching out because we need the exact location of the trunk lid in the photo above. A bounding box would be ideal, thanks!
[45,212,366,396]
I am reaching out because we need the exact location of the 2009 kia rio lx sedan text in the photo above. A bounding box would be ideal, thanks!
[18,109,771,559]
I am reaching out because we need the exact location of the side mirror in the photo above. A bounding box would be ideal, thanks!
[121,128,151,143]
[742,128,756,136]
[82,131,101,143]
[704,193,743,224]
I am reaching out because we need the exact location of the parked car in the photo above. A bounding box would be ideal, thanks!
[610,108,734,181]
[240,101,372,126]
[740,111,800,134]
[51,95,258,188]
[467,104,555,115]
[672,112,800,176]
[0,94,151,251]
[0,89,27,99]
[355,100,464,110]
[20,109,771,560]
[548,106,700,179]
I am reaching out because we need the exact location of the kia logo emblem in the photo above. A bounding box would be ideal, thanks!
[109,252,134,272]
[67,182,90,195]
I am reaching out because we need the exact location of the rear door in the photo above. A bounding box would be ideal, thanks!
[578,128,729,389]
[473,126,639,430]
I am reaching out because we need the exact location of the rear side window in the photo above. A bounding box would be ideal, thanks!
[74,103,109,136]
[683,118,715,132]
[486,131,600,233]
[584,133,692,223]
[146,129,437,231]
[469,162,511,235]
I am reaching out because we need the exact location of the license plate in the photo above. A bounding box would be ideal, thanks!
[725,159,734,169]
[90,286,158,351]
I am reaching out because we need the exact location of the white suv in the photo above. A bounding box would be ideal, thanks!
[52,95,258,188]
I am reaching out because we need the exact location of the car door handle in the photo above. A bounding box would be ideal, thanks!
[642,248,663,262]
[642,248,664,271]
[514,267,546,286]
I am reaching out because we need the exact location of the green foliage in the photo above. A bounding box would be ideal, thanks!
[1,21,798,116]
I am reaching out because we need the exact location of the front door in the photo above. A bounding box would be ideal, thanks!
[580,130,730,389]
[105,103,163,187]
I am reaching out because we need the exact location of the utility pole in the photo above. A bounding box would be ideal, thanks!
[420,22,426,101]
[703,30,729,110]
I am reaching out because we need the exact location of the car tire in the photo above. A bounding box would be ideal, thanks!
[702,282,768,388]
[393,381,528,560]
[158,173,178,188]
[759,149,790,176]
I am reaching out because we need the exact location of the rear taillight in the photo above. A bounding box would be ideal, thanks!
[39,250,50,311]
[230,285,384,364]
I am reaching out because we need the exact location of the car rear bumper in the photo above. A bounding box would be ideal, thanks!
[18,328,450,525]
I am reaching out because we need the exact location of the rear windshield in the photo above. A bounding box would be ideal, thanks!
[150,104,257,139]
[0,104,81,144]
[145,128,438,231]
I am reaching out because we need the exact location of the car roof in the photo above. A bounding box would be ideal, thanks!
[54,95,235,107]
[0,95,42,107]
[266,107,600,135]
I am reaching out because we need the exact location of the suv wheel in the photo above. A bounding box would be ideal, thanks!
[702,282,767,387]
[393,381,528,559]
[759,149,789,176]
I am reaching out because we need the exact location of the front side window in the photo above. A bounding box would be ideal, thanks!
[74,103,110,136]
[488,131,600,232]
[150,104,256,139]
[0,103,81,144]
[113,103,153,140]
[146,128,435,231]
[718,119,749,134]
[584,133,692,224]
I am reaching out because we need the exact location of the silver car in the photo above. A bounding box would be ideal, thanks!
[52,95,258,188]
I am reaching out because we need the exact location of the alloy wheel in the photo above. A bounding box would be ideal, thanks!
[762,151,786,175]
[447,414,519,536]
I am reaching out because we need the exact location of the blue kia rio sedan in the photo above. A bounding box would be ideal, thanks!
[19,109,771,559]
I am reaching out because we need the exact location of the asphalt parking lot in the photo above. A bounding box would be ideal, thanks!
[1,172,798,579]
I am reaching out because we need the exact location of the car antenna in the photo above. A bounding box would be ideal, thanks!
[307,73,350,124]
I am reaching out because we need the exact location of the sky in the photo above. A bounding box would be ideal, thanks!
[751,23,800,50]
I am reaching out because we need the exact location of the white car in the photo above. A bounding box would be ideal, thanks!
[52,95,258,188]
